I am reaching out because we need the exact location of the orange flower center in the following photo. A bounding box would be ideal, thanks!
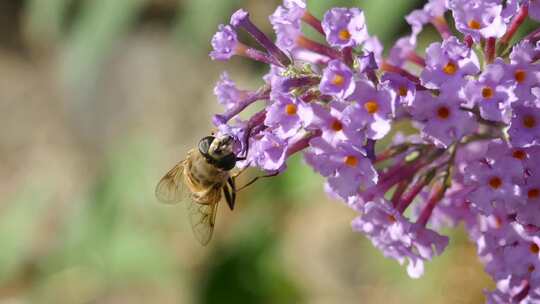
[495,216,503,229]
[285,104,297,115]
[515,69,526,83]
[331,119,343,131]
[528,188,540,199]
[387,215,397,223]
[531,243,540,254]
[443,62,457,75]
[331,73,345,86]
[344,155,358,167]
[489,177,502,189]
[338,29,351,41]
[398,86,408,97]
[364,100,379,114]
[482,86,494,99]
[523,115,536,128]
[437,106,450,119]
[468,20,482,29]
[512,149,526,160]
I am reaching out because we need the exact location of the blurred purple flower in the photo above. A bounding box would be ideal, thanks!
[322,8,368,49]
[210,25,239,61]
[420,37,480,89]
[408,89,477,147]
[448,0,507,42]
[509,103,540,147]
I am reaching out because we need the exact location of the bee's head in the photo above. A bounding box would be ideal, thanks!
[198,135,236,171]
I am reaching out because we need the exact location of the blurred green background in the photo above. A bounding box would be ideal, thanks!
[0,0,492,303]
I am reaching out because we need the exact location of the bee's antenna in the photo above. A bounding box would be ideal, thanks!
[235,171,279,192]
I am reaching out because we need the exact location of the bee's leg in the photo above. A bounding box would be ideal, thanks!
[228,177,236,207]
[236,171,279,192]
[223,183,235,210]
[231,166,249,179]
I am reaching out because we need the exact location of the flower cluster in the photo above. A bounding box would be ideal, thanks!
[208,0,540,301]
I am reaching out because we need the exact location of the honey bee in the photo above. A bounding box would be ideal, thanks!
[155,135,242,245]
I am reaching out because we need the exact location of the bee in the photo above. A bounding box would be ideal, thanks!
[155,135,242,245]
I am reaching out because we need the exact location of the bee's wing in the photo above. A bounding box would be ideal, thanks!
[155,162,187,204]
[187,200,219,246]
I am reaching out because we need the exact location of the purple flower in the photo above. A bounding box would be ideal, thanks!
[381,73,416,118]
[269,0,305,52]
[465,155,524,215]
[485,287,512,304]
[501,235,540,285]
[231,9,291,66]
[510,40,538,64]
[387,36,417,68]
[210,24,239,61]
[230,9,249,27]
[430,183,478,231]
[504,44,540,102]
[304,138,377,200]
[448,0,507,42]
[246,130,288,172]
[319,59,355,99]
[463,59,512,122]
[408,89,477,148]
[420,37,480,89]
[264,65,288,100]
[205,1,540,294]
[352,199,448,278]
[301,101,365,148]
[363,36,384,65]
[524,146,540,176]
[405,0,447,44]
[509,103,540,147]
[345,78,395,140]
[531,0,540,21]
[516,180,540,226]
[321,8,368,49]
[264,94,306,139]
[481,138,536,166]
[213,72,248,109]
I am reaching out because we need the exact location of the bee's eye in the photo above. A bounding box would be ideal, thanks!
[198,136,215,156]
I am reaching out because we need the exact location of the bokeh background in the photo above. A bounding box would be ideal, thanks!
[0,0,496,303]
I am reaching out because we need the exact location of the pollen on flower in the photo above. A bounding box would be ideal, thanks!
[387,215,397,223]
[530,243,540,254]
[512,149,527,160]
[364,100,379,114]
[338,29,351,41]
[495,216,503,229]
[331,119,343,131]
[443,62,457,75]
[488,177,502,189]
[331,73,345,86]
[285,104,297,115]
[515,69,527,83]
[528,188,540,199]
[398,86,408,97]
[436,106,450,119]
[344,155,358,167]
[523,115,536,128]
[467,20,481,30]
[529,265,536,273]
[481,86,494,99]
